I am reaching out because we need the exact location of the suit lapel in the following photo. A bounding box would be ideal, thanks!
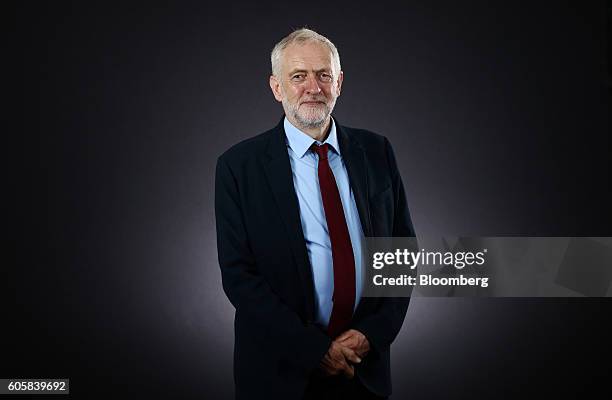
[336,121,373,238]
[336,120,378,321]
[263,119,316,322]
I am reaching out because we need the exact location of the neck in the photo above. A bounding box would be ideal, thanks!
[288,115,332,142]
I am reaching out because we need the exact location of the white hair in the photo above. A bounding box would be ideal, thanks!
[270,28,341,78]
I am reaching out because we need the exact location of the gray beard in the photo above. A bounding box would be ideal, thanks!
[282,97,336,130]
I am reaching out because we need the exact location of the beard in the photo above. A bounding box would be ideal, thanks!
[282,94,337,130]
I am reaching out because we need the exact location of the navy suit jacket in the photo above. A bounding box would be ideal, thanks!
[215,116,415,399]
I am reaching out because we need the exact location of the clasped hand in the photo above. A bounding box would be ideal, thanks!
[319,329,370,379]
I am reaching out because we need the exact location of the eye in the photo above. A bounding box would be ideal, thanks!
[319,73,333,82]
[291,74,305,82]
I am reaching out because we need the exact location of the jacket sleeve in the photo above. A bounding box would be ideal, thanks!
[351,137,414,352]
[215,155,331,371]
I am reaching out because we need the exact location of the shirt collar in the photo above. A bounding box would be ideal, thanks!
[284,116,340,159]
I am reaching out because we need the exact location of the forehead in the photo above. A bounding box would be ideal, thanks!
[281,41,334,73]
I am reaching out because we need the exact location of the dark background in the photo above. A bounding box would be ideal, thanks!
[7,1,611,399]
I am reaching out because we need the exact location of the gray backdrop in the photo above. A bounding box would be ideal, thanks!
[8,1,611,399]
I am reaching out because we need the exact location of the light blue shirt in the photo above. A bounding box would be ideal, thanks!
[284,117,364,329]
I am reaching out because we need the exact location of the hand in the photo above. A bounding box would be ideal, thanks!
[319,341,361,379]
[335,329,370,358]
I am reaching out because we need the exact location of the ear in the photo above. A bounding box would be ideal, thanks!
[335,70,344,97]
[269,75,283,102]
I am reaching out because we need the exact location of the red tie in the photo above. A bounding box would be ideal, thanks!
[311,143,356,338]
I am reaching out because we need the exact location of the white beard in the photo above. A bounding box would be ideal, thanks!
[281,93,337,130]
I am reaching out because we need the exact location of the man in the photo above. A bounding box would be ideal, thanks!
[215,28,415,400]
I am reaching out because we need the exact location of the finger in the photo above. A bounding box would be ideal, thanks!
[321,364,338,376]
[322,356,340,371]
[328,362,347,374]
[336,336,355,346]
[342,342,358,353]
[342,364,355,379]
[321,357,340,373]
[328,352,348,370]
[323,367,337,376]
[335,330,354,342]
[329,348,346,363]
[340,346,361,362]
[340,346,361,364]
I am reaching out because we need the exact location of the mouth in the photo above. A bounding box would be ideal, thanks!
[300,101,325,106]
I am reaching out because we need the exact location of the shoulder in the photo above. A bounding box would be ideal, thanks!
[217,127,277,167]
[338,124,393,152]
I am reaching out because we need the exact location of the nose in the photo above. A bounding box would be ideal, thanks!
[304,74,321,94]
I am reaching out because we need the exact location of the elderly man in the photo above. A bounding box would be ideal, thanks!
[215,28,414,400]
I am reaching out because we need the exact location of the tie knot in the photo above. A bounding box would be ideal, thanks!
[311,143,330,160]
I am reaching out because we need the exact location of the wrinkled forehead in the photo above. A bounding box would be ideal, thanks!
[281,41,336,74]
